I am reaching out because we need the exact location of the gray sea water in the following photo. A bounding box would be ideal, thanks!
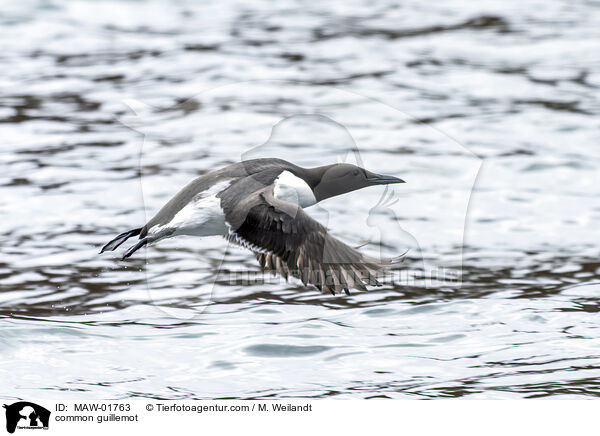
[1,0,600,400]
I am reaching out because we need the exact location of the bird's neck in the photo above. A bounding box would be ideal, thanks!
[298,165,338,203]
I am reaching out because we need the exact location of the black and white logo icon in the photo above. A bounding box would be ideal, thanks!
[3,402,50,434]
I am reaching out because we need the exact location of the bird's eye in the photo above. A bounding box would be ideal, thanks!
[352,170,359,176]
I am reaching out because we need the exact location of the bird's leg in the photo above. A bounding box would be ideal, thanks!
[121,238,149,260]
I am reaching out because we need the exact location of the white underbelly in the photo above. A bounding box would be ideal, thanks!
[150,180,230,239]
[171,195,228,237]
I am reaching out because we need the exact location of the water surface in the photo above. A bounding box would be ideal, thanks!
[1,0,600,400]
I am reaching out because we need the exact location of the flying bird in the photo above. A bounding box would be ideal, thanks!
[101,158,405,295]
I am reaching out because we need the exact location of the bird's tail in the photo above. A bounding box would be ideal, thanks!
[100,228,142,253]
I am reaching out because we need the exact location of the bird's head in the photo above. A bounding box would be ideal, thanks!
[310,163,405,202]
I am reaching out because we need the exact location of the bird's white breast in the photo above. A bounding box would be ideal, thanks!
[153,180,230,238]
[273,171,316,208]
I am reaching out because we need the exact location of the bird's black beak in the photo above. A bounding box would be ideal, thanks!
[366,173,405,185]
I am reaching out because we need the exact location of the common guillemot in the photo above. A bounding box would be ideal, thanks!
[101,158,405,295]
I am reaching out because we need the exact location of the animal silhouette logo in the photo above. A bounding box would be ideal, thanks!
[3,402,50,434]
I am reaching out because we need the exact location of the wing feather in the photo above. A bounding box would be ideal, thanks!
[222,187,397,294]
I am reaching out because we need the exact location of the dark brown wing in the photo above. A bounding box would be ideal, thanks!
[221,187,391,295]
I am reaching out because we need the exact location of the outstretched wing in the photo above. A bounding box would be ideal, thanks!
[221,187,394,295]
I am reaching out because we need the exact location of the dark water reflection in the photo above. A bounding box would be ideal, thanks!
[1,0,600,400]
